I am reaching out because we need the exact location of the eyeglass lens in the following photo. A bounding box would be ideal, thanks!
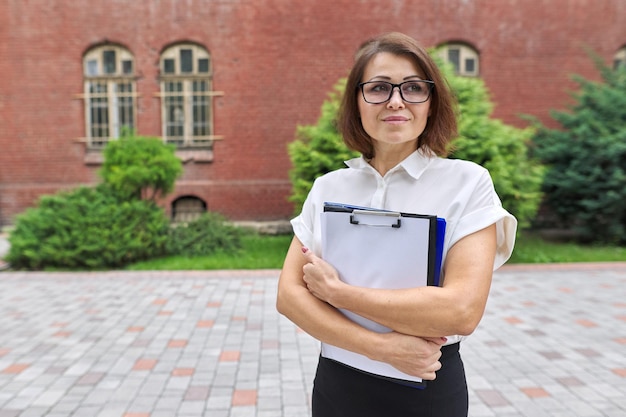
[361,81,432,104]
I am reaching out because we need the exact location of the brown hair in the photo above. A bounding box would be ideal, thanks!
[338,32,457,158]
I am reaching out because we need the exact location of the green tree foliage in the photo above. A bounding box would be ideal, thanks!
[441,63,545,230]
[531,62,626,244]
[6,186,170,270]
[287,79,359,213]
[288,61,544,229]
[100,132,183,201]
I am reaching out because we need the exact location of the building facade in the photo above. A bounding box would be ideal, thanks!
[1,0,625,226]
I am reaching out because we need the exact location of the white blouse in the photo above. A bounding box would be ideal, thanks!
[291,149,517,272]
[291,150,517,347]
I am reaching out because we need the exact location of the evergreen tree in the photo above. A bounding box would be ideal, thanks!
[532,62,626,243]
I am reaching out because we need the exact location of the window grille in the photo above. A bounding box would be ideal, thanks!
[81,45,137,148]
[157,44,223,148]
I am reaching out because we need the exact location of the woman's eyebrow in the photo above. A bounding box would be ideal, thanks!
[366,74,423,81]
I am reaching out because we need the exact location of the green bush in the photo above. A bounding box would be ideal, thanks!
[6,186,170,270]
[166,212,244,257]
[288,58,544,229]
[287,79,359,213]
[100,132,183,201]
[531,62,626,244]
[441,62,545,230]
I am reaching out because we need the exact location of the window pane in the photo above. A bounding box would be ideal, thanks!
[198,58,209,73]
[117,82,135,134]
[89,81,109,142]
[192,81,210,141]
[180,49,193,73]
[122,60,133,74]
[447,49,460,73]
[163,58,175,74]
[164,81,185,145]
[465,58,475,73]
[103,50,116,74]
[86,59,98,76]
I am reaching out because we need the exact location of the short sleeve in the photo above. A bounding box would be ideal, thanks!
[448,171,517,271]
[290,186,317,253]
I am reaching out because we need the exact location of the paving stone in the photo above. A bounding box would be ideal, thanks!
[0,265,624,416]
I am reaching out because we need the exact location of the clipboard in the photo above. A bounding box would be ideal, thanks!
[320,202,446,387]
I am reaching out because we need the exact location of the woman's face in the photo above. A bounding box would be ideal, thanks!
[358,52,431,155]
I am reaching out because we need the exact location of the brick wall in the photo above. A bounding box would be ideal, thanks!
[1,0,625,226]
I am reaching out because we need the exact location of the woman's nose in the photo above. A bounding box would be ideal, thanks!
[387,87,405,108]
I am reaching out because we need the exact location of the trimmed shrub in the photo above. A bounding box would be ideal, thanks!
[100,132,183,201]
[6,186,170,270]
[166,212,243,257]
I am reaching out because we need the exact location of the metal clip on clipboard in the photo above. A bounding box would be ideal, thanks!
[349,209,402,228]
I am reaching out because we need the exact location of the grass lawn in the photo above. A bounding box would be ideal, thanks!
[125,231,626,271]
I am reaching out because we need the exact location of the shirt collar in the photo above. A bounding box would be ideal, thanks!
[345,149,434,180]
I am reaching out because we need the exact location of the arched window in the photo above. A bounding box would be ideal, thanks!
[172,196,207,222]
[159,43,221,148]
[614,46,626,70]
[438,43,480,77]
[83,45,136,148]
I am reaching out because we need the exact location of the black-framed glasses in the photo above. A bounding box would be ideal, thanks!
[359,80,435,104]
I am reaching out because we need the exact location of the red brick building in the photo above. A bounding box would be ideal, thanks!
[1,0,625,226]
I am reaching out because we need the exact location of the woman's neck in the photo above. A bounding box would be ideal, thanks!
[369,145,416,176]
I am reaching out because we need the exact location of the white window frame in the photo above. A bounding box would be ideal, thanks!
[439,43,480,77]
[82,45,137,148]
[158,44,222,148]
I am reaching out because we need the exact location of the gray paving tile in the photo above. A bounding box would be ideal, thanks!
[0,265,624,416]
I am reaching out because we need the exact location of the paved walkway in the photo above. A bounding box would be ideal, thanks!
[0,264,625,417]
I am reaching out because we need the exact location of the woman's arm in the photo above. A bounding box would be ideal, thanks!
[277,236,446,380]
[302,224,497,337]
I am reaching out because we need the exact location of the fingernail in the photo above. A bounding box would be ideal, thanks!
[301,247,309,253]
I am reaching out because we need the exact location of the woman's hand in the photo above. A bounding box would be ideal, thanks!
[301,247,344,304]
[375,333,446,380]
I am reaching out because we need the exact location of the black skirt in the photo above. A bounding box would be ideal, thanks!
[312,343,468,417]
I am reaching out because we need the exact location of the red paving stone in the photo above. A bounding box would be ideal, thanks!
[2,364,30,374]
[167,339,188,348]
[576,319,598,328]
[172,368,195,376]
[220,351,240,362]
[207,301,221,307]
[505,316,523,324]
[521,387,551,398]
[196,320,214,328]
[232,389,257,406]
[152,298,167,305]
[0,348,9,357]
[123,413,150,417]
[133,359,157,371]
[127,326,144,332]
[612,368,626,377]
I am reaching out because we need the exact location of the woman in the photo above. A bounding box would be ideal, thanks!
[277,32,516,417]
